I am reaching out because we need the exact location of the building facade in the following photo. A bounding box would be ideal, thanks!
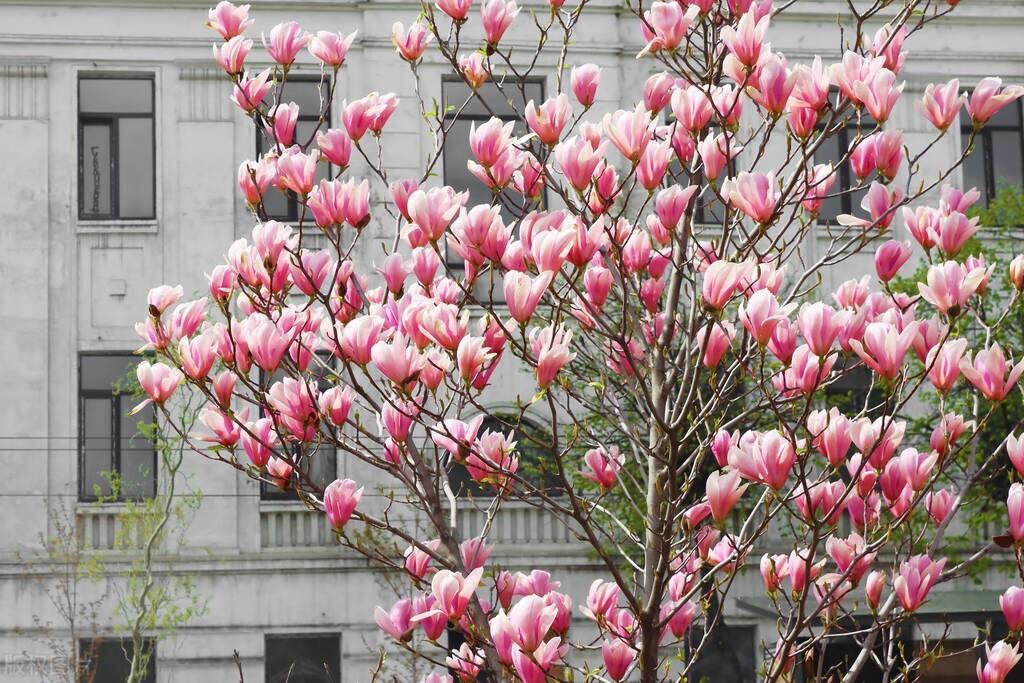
[0,0,1022,681]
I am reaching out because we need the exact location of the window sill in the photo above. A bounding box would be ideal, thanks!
[76,500,129,511]
[77,220,159,235]
[258,499,318,511]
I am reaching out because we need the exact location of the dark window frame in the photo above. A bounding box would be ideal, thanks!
[814,112,878,224]
[78,352,157,503]
[440,75,547,231]
[77,73,156,221]
[264,632,340,683]
[255,75,332,222]
[448,413,563,499]
[960,99,1024,204]
[259,353,338,501]
[79,636,157,683]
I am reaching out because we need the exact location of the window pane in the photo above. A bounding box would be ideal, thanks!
[962,138,988,199]
[991,129,1024,194]
[989,101,1022,129]
[118,118,155,218]
[815,134,845,222]
[688,624,756,683]
[80,638,156,683]
[81,355,137,391]
[80,78,153,114]
[442,79,544,118]
[265,634,340,683]
[82,397,113,499]
[284,79,330,115]
[81,123,112,217]
[443,118,493,210]
[120,401,156,499]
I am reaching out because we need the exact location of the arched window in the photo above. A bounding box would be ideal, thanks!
[447,414,563,498]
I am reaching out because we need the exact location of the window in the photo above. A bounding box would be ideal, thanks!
[827,359,882,417]
[79,637,156,683]
[442,77,544,212]
[816,117,877,223]
[961,100,1024,204]
[448,414,562,498]
[687,624,756,683]
[79,353,156,501]
[256,77,331,221]
[260,355,337,500]
[78,75,155,220]
[265,634,340,683]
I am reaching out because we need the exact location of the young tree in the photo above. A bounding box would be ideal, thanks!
[138,0,1024,680]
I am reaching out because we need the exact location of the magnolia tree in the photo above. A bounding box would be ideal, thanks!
[134,0,1024,680]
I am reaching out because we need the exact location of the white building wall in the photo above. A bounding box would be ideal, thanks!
[0,1,1021,681]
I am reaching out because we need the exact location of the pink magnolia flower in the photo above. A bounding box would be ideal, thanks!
[702,260,749,310]
[323,478,362,529]
[480,0,519,45]
[721,172,780,224]
[728,429,796,490]
[459,52,489,89]
[602,638,635,681]
[135,361,183,409]
[894,554,945,612]
[672,85,714,133]
[276,148,318,196]
[978,641,1022,683]
[700,321,736,368]
[918,260,988,315]
[406,186,468,243]
[446,643,483,683]
[147,284,183,315]
[739,289,794,345]
[584,579,621,622]
[239,417,275,468]
[919,79,964,131]
[510,637,564,683]
[526,94,571,146]
[374,598,413,642]
[507,594,558,652]
[1010,482,1024,543]
[825,532,875,583]
[706,469,748,523]
[213,35,251,74]
[1002,586,1024,632]
[697,131,742,181]
[231,68,272,112]
[571,64,601,107]
[857,68,904,120]
[372,334,425,387]
[925,488,957,526]
[604,105,653,162]
[849,320,919,379]
[264,21,310,66]
[428,568,484,620]
[926,338,968,393]
[459,536,492,571]
[207,1,253,40]
[642,71,674,113]
[807,407,852,466]
[436,0,474,21]
[761,553,790,593]
[554,136,607,191]
[640,2,700,54]
[968,77,1024,126]
[959,343,1024,401]
[720,11,769,68]
[580,446,624,490]
[865,569,886,610]
[198,406,244,446]
[1011,255,1024,292]
[797,302,850,356]
[874,239,912,282]
[309,30,357,67]
[391,21,432,62]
